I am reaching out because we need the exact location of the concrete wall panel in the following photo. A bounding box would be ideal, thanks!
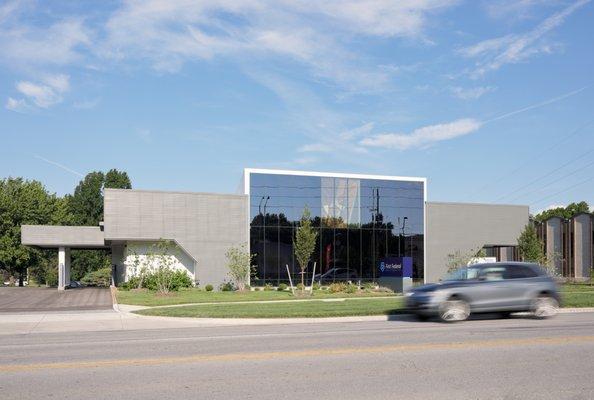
[104,189,248,288]
[426,202,529,283]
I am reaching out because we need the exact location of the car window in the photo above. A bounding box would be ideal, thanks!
[504,265,538,279]
[443,267,480,281]
[481,267,504,281]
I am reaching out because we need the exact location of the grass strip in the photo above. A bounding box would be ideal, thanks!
[134,297,405,318]
[117,289,396,307]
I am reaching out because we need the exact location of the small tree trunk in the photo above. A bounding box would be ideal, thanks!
[301,267,305,289]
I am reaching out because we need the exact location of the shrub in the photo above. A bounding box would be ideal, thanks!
[205,284,214,292]
[363,282,377,291]
[345,283,358,294]
[220,281,235,291]
[81,267,111,287]
[296,283,305,291]
[45,267,58,287]
[312,282,321,291]
[328,282,347,293]
[263,283,274,291]
[168,270,193,291]
[254,287,261,291]
[277,283,288,291]
[125,276,141,289]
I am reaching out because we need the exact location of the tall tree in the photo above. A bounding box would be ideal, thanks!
[67,169,132,280]
[68,171,105,226]
[0,178,62,285]
[293,207,318,289]
[104,169,132,190]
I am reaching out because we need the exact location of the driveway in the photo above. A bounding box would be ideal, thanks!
[0,287,113,313]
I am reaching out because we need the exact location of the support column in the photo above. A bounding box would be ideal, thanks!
[58,247,71,290]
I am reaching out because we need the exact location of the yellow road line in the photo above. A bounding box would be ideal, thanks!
[2,335,593,373]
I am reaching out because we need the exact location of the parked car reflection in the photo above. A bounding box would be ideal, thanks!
[315,267,359,284]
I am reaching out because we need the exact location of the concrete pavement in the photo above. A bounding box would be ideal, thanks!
[0,287,112,312]
[1,312,593,399]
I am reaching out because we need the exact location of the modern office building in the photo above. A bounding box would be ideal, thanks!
[22,168,531,290]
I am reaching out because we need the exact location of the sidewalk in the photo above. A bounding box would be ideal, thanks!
[1,306,593,336]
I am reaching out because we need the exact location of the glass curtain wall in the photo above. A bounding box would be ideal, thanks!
[249,173,425,285]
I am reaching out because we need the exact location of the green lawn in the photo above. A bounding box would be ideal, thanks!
[116,288,396,307]
[561,292,594,307]
[134,297,405,318]
[560,283,594,293]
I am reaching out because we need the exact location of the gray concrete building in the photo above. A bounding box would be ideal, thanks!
[22,168,532,290]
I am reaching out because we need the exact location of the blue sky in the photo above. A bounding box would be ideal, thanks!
[1,0,593,214]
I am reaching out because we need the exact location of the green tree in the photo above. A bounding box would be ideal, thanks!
[68,170,132,279]
[293,207,318,289]
[0,178,62,285]
[104,169,132,190]
[517,224,545,263]
[534,201,590,222]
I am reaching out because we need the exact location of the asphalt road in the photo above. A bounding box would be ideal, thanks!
[1,313,593,400]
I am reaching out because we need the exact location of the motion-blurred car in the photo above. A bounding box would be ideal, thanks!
[315,267,358,284]
[406,262,560,322]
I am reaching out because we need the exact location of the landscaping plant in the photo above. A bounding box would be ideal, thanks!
[293,207,318,291]
[225,243,253,291]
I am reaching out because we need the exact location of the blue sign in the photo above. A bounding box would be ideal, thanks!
[379,257,412,278]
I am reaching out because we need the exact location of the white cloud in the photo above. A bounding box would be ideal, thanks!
[5,97,29,112]
[360,118,482,150]
[13,74,70,108]
[0,19,90,67]
[450,86,496,100]
[460,0,589,76]
[101,0,458,91]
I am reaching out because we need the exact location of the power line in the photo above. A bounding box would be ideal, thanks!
[507,158,594,202]
[469,118,594,200]
[492,147,594,202]
[530,175,594,207]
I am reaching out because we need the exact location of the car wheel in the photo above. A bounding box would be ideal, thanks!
[531,295,558,319]
[438,299,470,322]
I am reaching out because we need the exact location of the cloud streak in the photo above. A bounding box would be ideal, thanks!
[460,0,590,76]
[360,118,482,150]
[359,85,589,150]
[33,154,84,177]
[101,0,458,91]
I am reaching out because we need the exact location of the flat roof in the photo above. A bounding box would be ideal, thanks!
[21,225,107,249]
[243,168,426,195]
[244,168,426,182]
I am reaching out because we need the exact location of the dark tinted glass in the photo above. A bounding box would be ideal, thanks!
[504,265,538,279]
[249,173,425,284]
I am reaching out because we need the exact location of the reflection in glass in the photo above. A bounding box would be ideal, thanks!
[249,172,424,285]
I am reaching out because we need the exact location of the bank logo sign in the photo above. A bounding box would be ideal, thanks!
[378,257,413,278]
